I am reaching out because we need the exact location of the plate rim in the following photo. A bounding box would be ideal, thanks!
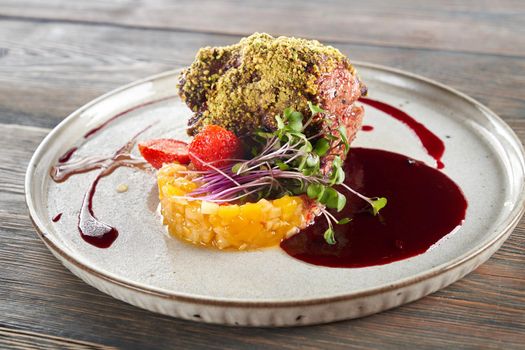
[25,61,525,307]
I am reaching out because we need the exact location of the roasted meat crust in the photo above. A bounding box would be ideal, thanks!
[178,33,366,139]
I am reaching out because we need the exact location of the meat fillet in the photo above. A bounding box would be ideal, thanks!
[178,33,366,155]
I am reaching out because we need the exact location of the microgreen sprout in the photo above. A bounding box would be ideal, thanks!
[174,102,387,244]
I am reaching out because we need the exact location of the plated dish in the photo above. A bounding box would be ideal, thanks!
[26,34,525,326]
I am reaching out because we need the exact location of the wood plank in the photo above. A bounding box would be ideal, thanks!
[0,327,112,350]
[1,122,524,348]
[0,0,524,56]
[0,20,524,130]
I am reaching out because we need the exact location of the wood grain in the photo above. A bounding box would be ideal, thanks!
[0,0,524,56]
[0,327,112,350]
[0,20,524,130]
[0,0,524,348]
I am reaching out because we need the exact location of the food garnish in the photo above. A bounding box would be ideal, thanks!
[138,139,190,169]
[146,33,385,248]
[146,103,386,245]
[188,125,243,170]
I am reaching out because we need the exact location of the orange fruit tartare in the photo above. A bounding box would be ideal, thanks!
[157,163,309,249]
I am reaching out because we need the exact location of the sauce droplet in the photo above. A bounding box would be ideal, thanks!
[52,213,62,222]
[280,148,467,268]
[361,125,374,132]
[78,175,119,248]
[359,97,445,169]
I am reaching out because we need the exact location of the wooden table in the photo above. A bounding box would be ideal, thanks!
[1,1,524,348]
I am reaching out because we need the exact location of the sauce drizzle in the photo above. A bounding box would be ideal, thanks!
[50,128,152,248]
[281,148,466,267]
[359,97,445,169]
[58,147,78,163]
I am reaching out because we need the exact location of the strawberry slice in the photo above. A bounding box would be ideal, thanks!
[189,125,243,170]
[138,139,190,169]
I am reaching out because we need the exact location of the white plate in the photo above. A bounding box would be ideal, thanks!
[26,63,525,326]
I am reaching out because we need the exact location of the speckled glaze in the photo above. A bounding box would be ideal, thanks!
[26,63,525,326]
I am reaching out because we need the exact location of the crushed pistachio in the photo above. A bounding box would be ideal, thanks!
[179,33,354,135]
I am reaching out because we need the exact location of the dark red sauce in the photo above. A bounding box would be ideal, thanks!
[281,148,467,268]
[78,174,119,248]
[58,147,78,163]
[52,213,62,222]
[51,127,152,248]
[361,125,374,132]
[83,95,176,139]
[57,96,176,166]
[359,97,445,169]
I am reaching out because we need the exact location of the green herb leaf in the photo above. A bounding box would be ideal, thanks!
[283,107,293,119]
[299,141,313,153]
[231,163,242,174]
[323,227,336,245]
[335,192,347,212]
[325,189,346,212]
[321,187,338,207]
[307,101,326,115]
[288,119,303,132]
[306,153,320,167]
[288,111,303,122]
[332,155,342,168]
[337,217,352,225]
[275,115,285,129]
[313,138,330,156]
[337,126,350,153]
[371,197,388,215]
[275,160,290,170]
[307,183,324,199]
[335,167,345,184]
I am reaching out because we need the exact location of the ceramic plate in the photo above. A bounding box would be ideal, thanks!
[26,63,525,326]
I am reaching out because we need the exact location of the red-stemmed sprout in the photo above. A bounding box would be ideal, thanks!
[174,102,387,244]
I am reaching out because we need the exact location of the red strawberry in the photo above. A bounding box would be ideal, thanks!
[189,125,243,170]
[138,139,190,169]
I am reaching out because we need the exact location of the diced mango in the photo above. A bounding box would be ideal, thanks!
[157,163,306,250]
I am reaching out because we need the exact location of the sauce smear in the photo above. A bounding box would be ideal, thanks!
[281,148,467,268]
[359,98,445,169]
[58,147,78,163]
[361,125,374,132]
[78,175,119,248]
[50,127,152,248]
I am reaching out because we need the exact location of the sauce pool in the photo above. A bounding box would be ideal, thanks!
[280,148,467,268]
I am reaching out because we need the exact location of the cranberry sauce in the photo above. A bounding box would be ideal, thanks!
[361,125,374,132]
[281,148,467,268]
[78,174,119,248]
[57,96,176,165]
[57,147,78,163]
[83,95,176,139]
[359,98,445,169]
[50,127,152,248]
[51,213,63,222]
